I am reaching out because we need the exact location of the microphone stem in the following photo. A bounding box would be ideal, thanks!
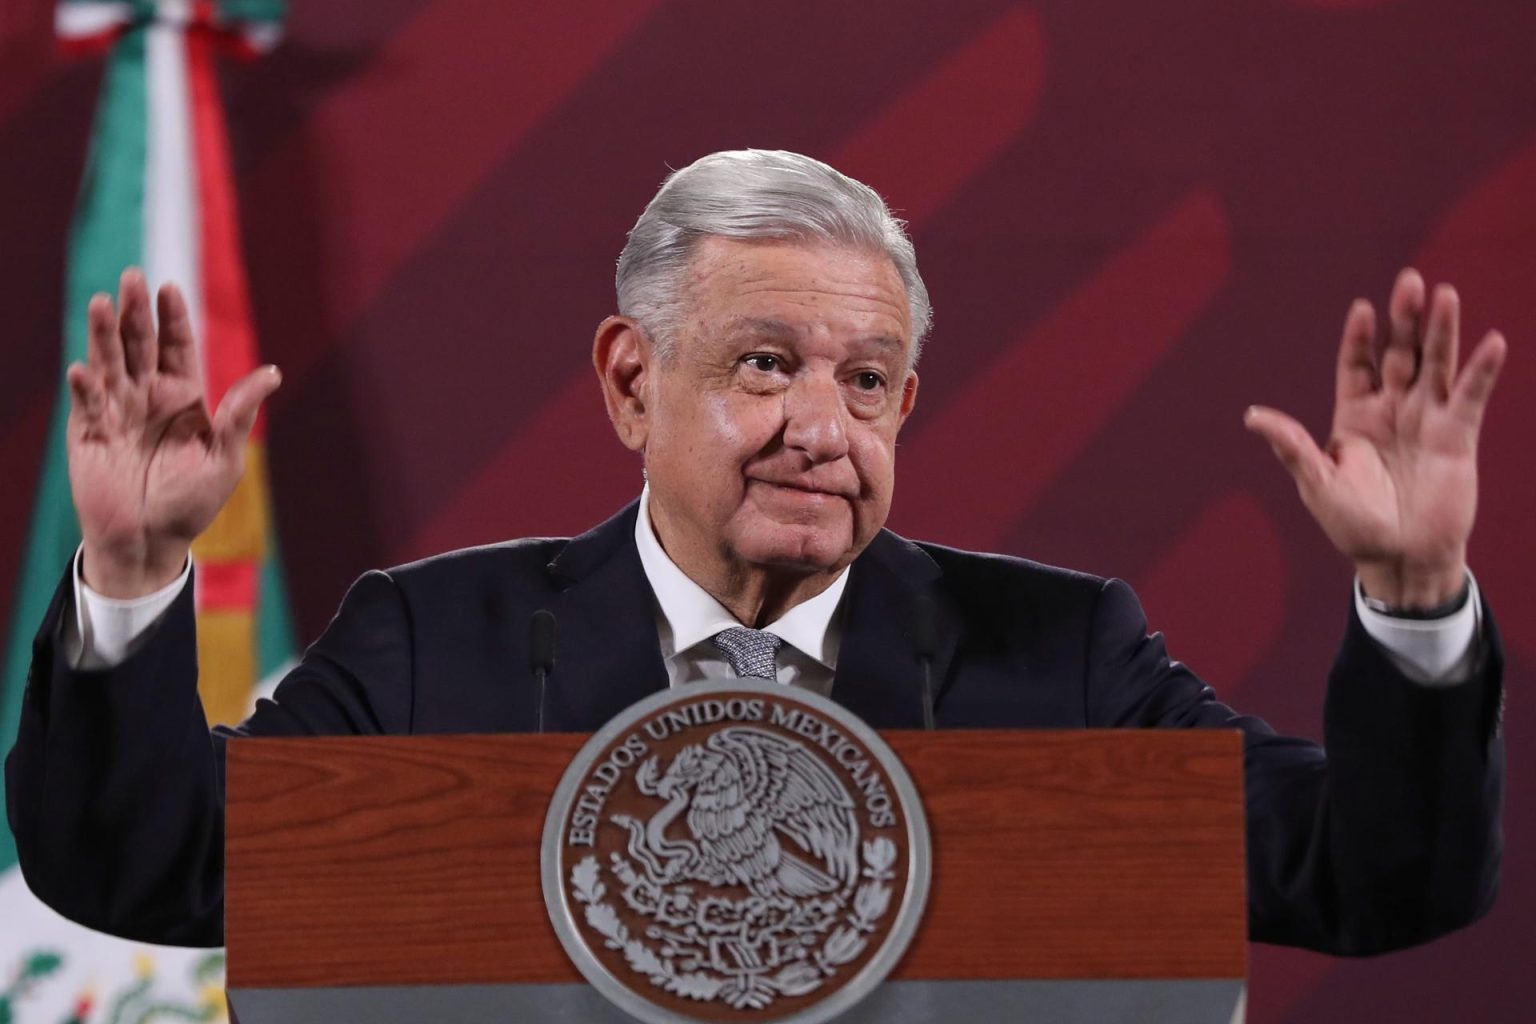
[537,668,548,734]
[921,658,936,730]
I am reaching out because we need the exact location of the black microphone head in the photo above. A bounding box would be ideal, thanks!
[529,609,558,673]
[912,594,938,660]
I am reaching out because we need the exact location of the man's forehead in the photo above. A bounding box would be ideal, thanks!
[721,315,907,357]
[684,237,913,340]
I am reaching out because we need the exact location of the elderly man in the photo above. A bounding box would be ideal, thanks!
[6,151,1506,956]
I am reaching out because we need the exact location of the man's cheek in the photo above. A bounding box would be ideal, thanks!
[717,393,785,439]
[853,439,897,489]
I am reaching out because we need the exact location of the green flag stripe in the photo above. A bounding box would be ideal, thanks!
[218,0,288,23]
[257,525,297,678]
[1,27,149,872]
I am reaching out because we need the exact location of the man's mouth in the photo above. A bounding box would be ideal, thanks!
[749,478,855,500]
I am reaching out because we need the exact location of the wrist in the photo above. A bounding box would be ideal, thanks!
[1356,558,1468,612]
[80,539,189,598]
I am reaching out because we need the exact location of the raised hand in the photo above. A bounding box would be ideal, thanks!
[1245,269,1507,610]
[67,268,282,597]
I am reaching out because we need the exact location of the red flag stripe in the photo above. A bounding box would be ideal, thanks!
[195,559,259,611]
[187,19,263,432]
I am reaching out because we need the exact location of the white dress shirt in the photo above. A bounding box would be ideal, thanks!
[65,555,194,671]
[64,495,1479,690]
[633,485,847,695]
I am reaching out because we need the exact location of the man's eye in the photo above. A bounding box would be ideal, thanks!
[743,354,782,373]
[853,371,885,392]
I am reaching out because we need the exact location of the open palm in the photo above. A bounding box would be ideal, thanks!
[1246,269,1506,609]
[67,269,281,597]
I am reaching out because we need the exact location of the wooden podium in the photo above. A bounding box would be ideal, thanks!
[224,730,1247,1023]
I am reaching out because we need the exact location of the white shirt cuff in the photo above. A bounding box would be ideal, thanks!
[64,547,192,670]
[1354,573,1481,687]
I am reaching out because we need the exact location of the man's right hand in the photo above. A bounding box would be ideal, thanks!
[68,268,282,598]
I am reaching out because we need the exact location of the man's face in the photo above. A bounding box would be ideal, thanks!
[638,237,918,586]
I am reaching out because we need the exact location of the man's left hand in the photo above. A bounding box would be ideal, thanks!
[1245,268,1507,610]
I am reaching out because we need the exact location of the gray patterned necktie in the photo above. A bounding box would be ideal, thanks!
[711,627,783,681]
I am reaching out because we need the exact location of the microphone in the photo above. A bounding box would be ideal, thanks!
[529,609,558,733]
[912,594,938,730]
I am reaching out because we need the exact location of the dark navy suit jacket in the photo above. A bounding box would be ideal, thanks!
[6,502,1504,953]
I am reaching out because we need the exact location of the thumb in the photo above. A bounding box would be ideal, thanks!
[213,365,282,452]
[1244,405,1331,494]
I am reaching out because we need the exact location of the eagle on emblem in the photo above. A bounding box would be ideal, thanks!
[613,726,860,900]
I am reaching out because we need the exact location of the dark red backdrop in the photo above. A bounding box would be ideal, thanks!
[2,0,1532,1018]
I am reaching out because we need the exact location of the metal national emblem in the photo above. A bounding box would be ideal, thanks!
[542,680,931,1024]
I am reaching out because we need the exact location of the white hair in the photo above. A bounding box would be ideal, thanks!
[615,149,932,364]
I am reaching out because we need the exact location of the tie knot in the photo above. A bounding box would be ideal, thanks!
[711,627,783,681]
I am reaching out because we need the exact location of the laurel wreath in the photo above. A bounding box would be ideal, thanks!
[570,836,898,1008]
[571,855,725,1000]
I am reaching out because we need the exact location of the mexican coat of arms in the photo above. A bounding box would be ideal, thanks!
[542,680,931,1024]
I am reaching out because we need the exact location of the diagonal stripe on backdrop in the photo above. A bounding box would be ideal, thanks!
[886,190,1231,547]
[1130,489,1287,693]
[834,5,1045,226]
[240,0,662,383]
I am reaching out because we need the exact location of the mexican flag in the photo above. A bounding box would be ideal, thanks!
[1,2,292,1020]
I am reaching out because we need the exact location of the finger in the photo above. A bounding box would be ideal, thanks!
[118,267,157,380]
[212,365,283,452]
[1335,298,1378,403]
[1418,283,1459,402]
[87,292,125,384]
[66,362,107,427]
[1448,330,1507,430]
[156,282,201,380]
[1382,267,1425,393]
[1244,405,1332,495]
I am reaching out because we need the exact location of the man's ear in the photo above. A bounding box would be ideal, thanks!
[593,316,653,452]
[897,369,919,428]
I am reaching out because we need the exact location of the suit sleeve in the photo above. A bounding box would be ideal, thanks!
[1083,577,1503,955]
[4,564,417,946]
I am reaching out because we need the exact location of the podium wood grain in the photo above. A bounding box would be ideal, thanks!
[224,730,1245,988]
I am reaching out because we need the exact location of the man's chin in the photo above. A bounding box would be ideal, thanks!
[727,524,859,576]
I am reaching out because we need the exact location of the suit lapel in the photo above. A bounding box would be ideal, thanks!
[544,501,669,731]
[833,531,957,729]
[541,509,957,732]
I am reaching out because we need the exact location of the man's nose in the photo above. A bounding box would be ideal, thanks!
[781,373,850,464]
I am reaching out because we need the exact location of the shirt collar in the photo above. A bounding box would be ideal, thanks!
[634,485,848,668]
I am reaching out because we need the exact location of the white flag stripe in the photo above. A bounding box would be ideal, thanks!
[54,2,134,38]
[143,18,204,352]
